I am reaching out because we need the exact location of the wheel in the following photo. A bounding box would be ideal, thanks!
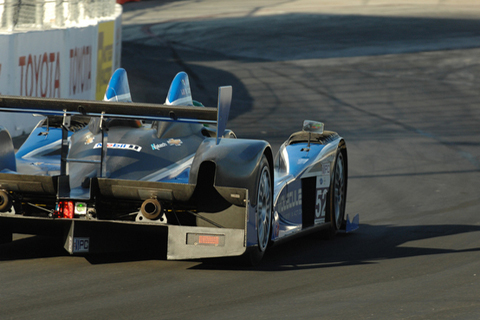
[241,155,272,266]
[0,190,12,212]
[331,150,347,232]
[256,156,272,252]
[320,148,347,240]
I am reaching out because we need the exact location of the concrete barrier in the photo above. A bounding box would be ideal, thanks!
[0,2,122,137]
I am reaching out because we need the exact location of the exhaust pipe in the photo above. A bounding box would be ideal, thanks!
[0,190,12,212]
[140,198,162,220]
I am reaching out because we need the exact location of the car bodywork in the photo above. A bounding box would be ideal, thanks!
[0,69,357,263]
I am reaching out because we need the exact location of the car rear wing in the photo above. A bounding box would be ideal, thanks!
[0,87,232,177]
[0,89,231,125]
[0,86,232,142]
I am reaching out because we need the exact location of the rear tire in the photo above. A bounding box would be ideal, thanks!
[0,190,12,212]
[241,155,272,266]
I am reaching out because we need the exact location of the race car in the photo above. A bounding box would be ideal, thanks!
[0,68,358,264]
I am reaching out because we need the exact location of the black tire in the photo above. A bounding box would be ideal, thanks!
[322,149,347,239]
[241,155,272,266]
[0,190,12,212]
[331,150,347,231]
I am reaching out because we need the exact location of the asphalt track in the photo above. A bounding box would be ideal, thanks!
[2,1,480,319]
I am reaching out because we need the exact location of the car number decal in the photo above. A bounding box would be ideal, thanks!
[314,174,330,224]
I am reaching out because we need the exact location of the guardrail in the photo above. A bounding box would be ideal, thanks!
[0,0,116,30]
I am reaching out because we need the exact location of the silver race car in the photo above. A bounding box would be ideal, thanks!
[0,69,358,264]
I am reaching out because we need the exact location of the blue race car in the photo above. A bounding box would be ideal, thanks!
[0,69,357,264]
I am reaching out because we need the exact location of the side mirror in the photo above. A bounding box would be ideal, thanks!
[302,120,324,134]
[302,120,324,152]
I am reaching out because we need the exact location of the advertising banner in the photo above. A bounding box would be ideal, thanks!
[114,12,123,71]
[0,35,12,95]
[0,6,122,136]
[66,25,97,100]
[14,29,65,99]
[96,21,115,100]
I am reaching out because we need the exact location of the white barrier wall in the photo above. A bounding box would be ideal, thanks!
[0,4,122,137]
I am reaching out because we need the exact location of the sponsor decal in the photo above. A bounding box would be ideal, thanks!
[93,143,142,152]
[84,134,95,145]
[73,237,89,253]
[151,139,183,150]
[322,163,331,175]
[277,188,302,213]
[151,143,167,150]
[276,180,302,223]
[167,138,183,146]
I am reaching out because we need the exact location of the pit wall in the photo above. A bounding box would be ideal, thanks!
[0,4,122,137]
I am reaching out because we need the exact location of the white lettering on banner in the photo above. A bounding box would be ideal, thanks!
[69,46,92,95]
[18,52,61,98]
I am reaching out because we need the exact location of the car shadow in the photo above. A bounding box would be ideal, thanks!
[0,234,167,264]
[191,223,480,271]
[1,223,480,268]
[0,235,68,260]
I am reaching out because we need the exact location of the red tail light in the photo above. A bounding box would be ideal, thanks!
[55,201,74,219]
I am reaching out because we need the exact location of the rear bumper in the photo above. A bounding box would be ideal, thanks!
[0,215,247,260]
[0,171,250,260]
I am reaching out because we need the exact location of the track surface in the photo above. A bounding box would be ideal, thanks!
[2,1,480,319]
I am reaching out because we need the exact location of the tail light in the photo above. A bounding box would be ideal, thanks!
[55,201,74,219]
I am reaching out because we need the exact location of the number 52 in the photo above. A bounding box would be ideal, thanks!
[315,189,328,219]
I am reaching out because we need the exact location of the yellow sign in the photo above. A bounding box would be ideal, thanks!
[96,21,115,100]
